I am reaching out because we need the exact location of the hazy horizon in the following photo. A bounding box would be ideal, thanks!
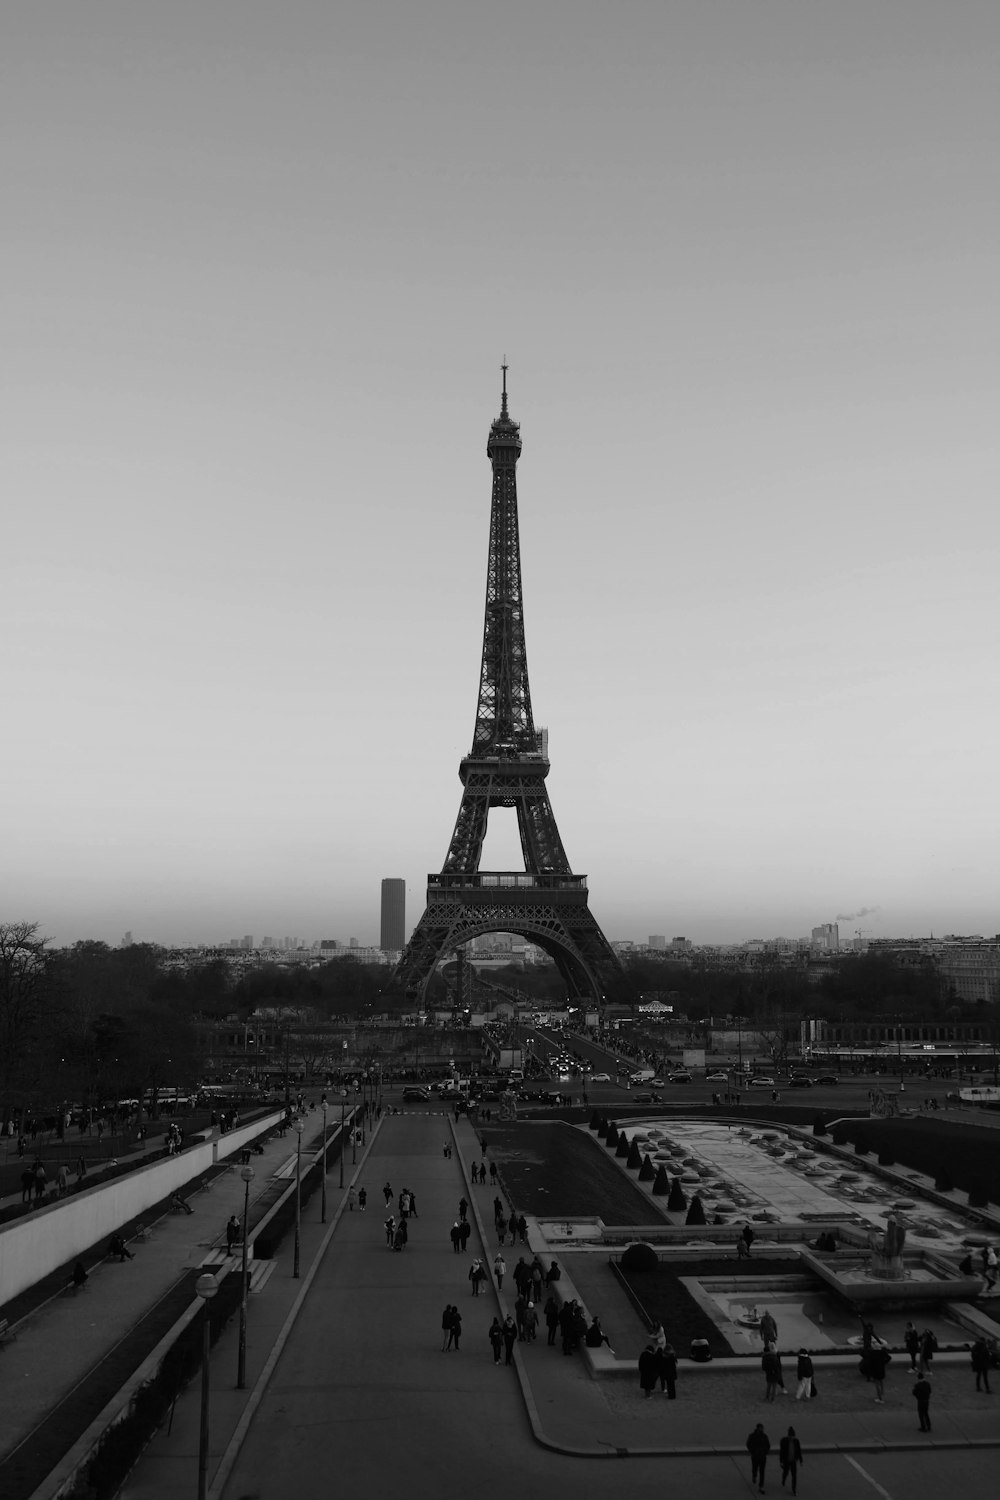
[4,5,998,955]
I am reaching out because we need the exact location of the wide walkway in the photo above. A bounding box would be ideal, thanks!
[103,1111,998,1500]
[3,1107,997,1500]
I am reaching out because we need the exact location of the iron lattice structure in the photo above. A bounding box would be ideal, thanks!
[395,371,622,1005]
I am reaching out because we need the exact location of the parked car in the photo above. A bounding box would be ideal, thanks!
[402,1086,430,1102]
[789,1076,814,1088]
[816,1075,840,1086]
[668,1072,693,1084]
[705,1071,728,1082]
[634,1091,663,1104]
[748,1076,776,1087]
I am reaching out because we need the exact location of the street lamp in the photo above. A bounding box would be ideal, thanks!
[321,1095,328,1223]
[352,1100,357,1165]
[236,1164,254,1389]
[195,1272,219,1500]
[339,1089,347,1189]
[293,1118,304,1279]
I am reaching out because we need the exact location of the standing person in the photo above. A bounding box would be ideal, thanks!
[867,1343,889,1403]
[523,1301,539,1342]
[638,1344,658,1399]
[396,1217,408,1250]
[918,1327,937,1375]
[348,1186,357,1211]
[469,1258,485,1296]
[759,1309,778,1347]
[449,1307,462,1351]
[904,1321,920,1371]
[385,1214,396,1248]
[507,1210,518,1244]
[488,1318,504,1364]
[794,1349,814,1401]
[742,1223,755,1257]
[458,1219,472,1252]
[746,1422,771,1492]
[56,1163,70,1197]
[382,1181,392,1207]
[493,1252,506,1291]
[971,1337,992,1393]
[544,1295,560,1346]
[441,1305,454,1351]
[912,1372,932,1430]
[779,1427,803,1496]
[450,1221,462,1253]
[458,1195,469,1222]
[517,1213,528,1244]
[762,1343,781,1402]
[502,1314,518,1365]
[489,1160,498,1184]
[226,1215,241,1253]
[357,1187,367,1211]
[493,1196,505,1231]
[656,1341,678,1397]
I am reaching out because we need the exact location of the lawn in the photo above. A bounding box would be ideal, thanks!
[488,1120,667,1225]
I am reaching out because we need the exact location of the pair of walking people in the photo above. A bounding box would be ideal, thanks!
[746,1425,803,1494]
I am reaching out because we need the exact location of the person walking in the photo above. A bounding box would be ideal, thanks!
[358,1187,367,1211]
[867,1343,889,1403]
[226,1215,241,1253]
[385,1214,396,1248]
[348,1186,357,1211]
[794,1350,814,1401]
[449,1307,462,1351]
[489,1317,504,1364]
[458,1196,469,1222]
[912,1372,932,1430]
[523,1301,539,1341]
[502,1314,518,1365]
[742,1223,755,1257]
[441,1305,454,1351]
[382,1181,392,1207]
[971,1337,993,1393]
[493,1252,506,1291]
[746,1422,771,1492]
[638,1344,658,1399]
[469,1258,486,1296]
[904,1321,920,1371]
[458,1219,471,1252]
[544,1294,560,1346]
[507,1209,518,1244]
[108,1233,133,1262]
[450,1221,462,1254]
[762,1343,781,1402]
[779,1427,803,1495]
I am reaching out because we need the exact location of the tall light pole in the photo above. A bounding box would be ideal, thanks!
[339,1089,347,1189]
[293,1118,303,1279]
[352,1099,357,1165]
[236,1164,254,1389]
[195,1272,219,1500]
[321,1095,328,1223]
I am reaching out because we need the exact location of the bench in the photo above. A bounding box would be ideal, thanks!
[0,1318,16,1347]
[134,1222,150,1241]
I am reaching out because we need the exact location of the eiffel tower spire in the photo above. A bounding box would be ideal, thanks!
[393,372,621,1006]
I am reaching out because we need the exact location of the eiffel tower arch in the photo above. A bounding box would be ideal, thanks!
[394,370,622,1007]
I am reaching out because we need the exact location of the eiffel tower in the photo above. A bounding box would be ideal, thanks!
[394,369,622,1006]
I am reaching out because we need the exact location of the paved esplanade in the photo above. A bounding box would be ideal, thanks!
[110,1111,998,1500]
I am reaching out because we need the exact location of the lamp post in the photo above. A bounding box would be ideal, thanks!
[352,1100,357,1165]
[236,1164,254,1389]
[195,1272,219,1500]
[339,1090,347,1189]
[321,1095,328,1223]
[293,1118,303,1279]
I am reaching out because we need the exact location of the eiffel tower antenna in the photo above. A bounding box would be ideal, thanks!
[393,377,622,1007]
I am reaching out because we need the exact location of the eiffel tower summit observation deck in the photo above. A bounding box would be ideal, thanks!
[394,369,622,1006]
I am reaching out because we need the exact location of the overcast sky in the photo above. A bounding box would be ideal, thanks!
[3,3,999,951]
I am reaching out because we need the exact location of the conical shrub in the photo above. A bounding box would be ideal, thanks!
[667,1177,687,1212]
[639,1153,655,1181]
[686,1194,706,1225]
[626,1138,642,1169]
[652,1164,669,1195]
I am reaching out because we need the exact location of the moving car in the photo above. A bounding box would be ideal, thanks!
[816,1075,840,1086]
[668,1072,693,1084]
[634,1091,663,1104]
[705,1071,728,1082]
[402,1086,430,1102]
[748,1076,776,1087]
[789,1076,813,1088]
[590,1072,611,1082]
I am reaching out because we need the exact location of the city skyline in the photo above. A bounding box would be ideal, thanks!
[4,5,999,952]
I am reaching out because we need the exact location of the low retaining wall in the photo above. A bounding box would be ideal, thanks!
[0,1111,284,1306]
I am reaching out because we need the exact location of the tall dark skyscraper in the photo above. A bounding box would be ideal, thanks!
[380,878,406,951]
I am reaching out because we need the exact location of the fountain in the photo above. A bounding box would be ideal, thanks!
[868,1211,907,1281]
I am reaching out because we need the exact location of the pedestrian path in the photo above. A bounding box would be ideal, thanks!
[3,1108,998,1500]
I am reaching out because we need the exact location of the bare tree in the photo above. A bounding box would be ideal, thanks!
[0,922,55,1121]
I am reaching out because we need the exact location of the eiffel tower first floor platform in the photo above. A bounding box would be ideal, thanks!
[393,871,622,1006]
